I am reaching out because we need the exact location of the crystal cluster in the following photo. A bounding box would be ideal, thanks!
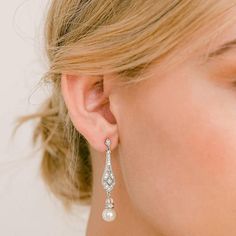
[101,149,115,192]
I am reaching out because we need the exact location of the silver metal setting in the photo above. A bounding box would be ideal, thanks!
[101,138,116,222]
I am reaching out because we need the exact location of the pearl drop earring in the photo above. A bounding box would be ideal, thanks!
[101,138,117,222]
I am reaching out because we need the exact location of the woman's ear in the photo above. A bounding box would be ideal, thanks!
[61,73,119,152]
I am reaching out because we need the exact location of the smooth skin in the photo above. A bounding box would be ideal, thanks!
[61,9,236,236]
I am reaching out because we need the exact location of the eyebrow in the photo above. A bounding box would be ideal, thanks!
[207,39,236,58]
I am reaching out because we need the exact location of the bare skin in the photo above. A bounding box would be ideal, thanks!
[61,7,236,236]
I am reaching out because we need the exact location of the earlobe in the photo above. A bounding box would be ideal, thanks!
[61,73,119,152]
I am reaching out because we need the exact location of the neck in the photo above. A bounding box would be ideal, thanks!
[85,147,157,236]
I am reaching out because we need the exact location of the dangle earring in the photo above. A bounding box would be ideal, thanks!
[101,137,117,222]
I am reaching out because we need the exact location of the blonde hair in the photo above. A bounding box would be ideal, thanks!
[15,0,236,210]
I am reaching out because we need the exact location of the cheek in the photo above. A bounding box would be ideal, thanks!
[117,74,236,235]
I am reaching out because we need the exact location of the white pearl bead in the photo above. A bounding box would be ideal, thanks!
[102,208,116,222]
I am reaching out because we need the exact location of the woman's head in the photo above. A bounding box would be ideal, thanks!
[19,0,236,235]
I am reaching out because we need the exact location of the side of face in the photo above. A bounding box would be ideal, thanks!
[109,23,236,236]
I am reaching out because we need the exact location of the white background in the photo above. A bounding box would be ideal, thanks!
[0,1,90,235]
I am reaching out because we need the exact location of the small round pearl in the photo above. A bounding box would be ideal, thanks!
[102,208,116,222]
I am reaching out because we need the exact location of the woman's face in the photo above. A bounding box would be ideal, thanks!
[109,18,236,235]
